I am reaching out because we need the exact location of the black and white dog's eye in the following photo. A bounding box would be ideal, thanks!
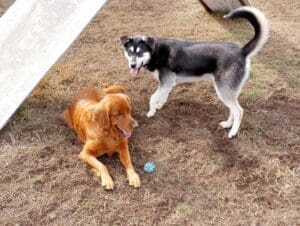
[128,46,135,53]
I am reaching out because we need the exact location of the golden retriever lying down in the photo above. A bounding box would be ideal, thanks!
[63,85,140,189]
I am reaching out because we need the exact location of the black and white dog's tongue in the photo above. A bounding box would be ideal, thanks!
[130,68,140,77]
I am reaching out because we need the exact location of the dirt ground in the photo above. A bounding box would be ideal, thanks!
[0,0,299,225]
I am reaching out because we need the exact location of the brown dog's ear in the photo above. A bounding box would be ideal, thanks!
[124,95,131,106]
[120,35,130,46]
[93,103,110,129]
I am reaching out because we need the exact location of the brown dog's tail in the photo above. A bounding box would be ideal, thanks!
[63,108,73,128]
[103,85,125,94]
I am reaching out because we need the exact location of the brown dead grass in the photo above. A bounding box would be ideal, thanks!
[0,0,299,225]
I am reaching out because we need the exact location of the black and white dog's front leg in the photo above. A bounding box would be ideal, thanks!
[147,71,176,118]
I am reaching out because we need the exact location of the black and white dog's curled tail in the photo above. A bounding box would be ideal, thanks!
[224,7,269,58]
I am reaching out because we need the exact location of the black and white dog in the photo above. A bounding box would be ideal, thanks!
[120,7,269,138]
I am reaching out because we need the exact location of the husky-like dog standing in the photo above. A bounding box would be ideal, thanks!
[120,7,269,138]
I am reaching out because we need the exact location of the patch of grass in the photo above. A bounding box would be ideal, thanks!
[268,56,299,88]
[59,129,73,139]
[10,103,38,130]
[250,122,263,135]
[26,175,35,189]
[250,90,262,99]
[175,202,191,215]
[271,145,284,152]
[16,104,34,122]
[282,128,298,140]
[286,71,300,88]
[211,153,224,166]
[269,57,299,70]
[53,64,75,84]
[111,220,122,226]
[249,71,255,79]
[80,201,97,211]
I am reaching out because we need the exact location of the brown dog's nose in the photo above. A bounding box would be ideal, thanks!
[132,120,139,128]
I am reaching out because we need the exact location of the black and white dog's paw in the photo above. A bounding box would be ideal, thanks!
[219,120,233,129]
[147,110,156,118]
[228,129,238,139]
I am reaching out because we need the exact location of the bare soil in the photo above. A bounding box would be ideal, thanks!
[0,0,299,225]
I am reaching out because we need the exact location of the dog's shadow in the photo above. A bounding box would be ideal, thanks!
[133,98,244,169]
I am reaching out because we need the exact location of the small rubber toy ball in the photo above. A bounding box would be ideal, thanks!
[144,161,156,174]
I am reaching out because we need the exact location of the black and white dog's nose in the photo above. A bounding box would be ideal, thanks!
[130,64,136,69]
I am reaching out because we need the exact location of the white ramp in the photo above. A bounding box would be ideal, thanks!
[0,0,107,130]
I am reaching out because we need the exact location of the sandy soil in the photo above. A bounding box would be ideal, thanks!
[0,0,299,225]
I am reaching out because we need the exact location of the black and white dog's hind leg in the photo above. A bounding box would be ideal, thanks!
[147,70,176,117]
[215,83,244,138]
[214,58,251,138]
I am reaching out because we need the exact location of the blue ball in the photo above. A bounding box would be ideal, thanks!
[144,161,156,174]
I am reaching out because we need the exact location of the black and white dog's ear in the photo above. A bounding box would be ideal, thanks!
[120,35,130,46]
[143,37,155,51]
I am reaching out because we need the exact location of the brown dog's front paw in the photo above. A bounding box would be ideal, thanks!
[101,174,114,190]
[128,172,141,188]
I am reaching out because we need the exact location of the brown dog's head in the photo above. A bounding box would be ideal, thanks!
[94,93,138,138]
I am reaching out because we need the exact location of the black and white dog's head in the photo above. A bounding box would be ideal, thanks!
[120,35,155,76]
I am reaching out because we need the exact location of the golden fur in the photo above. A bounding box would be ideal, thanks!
[63,85,140,189]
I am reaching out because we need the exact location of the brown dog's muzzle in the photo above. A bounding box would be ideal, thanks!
[132,118,139,128]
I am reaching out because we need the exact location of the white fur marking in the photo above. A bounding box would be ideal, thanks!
[142,52,151,65]
[148,85,174,117]
[125,51,136,68]
[152,70,159,81]
[147,72,176,117]
[220,111,233,128]
[141,36,147,42]
[124,51,129,60]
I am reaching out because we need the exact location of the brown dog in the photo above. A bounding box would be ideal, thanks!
[63,85,140,189]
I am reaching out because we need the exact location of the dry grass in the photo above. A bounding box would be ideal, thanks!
[0,0,299,225]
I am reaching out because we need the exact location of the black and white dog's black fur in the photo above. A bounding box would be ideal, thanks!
[120,7,269,138]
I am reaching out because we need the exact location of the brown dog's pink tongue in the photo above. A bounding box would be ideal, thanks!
[118,126,132,138]
[130,68,140,77]
[124,130,132,138]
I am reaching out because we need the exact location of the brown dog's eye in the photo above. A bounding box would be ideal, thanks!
[114,112,122,117]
